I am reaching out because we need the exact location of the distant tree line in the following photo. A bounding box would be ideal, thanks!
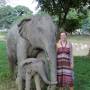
[0,5,32,29]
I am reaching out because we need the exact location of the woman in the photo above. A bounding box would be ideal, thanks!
[56,32,74,90]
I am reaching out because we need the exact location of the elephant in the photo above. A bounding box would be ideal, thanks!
[7,15,57,90]
[17,58,57,90]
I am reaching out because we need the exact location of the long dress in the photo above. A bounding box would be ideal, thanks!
[56,41,74,87]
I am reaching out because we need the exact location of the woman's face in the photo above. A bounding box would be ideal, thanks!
[60,32,67,41]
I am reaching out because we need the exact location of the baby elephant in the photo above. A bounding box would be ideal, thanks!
[17,58,56,90]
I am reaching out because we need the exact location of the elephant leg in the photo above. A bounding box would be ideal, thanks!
[17,37,28,83]
[25,71,31,90]
[17,66,25,90]
[17,76,23,90]
[7,52,16,78]
[34,74,41,90]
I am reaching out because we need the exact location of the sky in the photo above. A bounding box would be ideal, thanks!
[6,0,40,14]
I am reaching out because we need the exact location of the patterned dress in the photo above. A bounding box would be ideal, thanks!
[56,41,74,87]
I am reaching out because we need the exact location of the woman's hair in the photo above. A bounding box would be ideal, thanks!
[60,31,67,36]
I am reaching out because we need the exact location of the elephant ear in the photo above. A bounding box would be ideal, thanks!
[18,18,31,39]
[18,18,31,27]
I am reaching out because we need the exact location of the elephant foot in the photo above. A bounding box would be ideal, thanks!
[34,74,41,90]
[15,77,18,86]
[16,76,24,90]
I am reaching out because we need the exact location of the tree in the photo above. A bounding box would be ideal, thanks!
[64,19,80,33]
[36,0,90,28]
[64,8,86,33]
[0,0,6,7]
[82,16,90,32]
[0,6,14,28]
[0,5,32,29]
[14,5,32,16]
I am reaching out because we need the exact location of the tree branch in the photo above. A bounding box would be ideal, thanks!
[61,0,71,26]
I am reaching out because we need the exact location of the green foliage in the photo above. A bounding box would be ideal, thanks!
[0,5,32,29]
[0,6,14,28]
[64,19,80,33]
[14,5,32,16]
[0,0,6,7]
[67,9,78,19]
[37,0,90,26]
[62,7,89,33]
[0,35,90,90]
[36,11,48,16]
[64,9,80,33]
[82,18,90,32]
[81,10,90,32]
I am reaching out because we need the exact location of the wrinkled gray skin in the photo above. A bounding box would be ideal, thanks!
[20,58,50,84]
[19,58,57,90]
[7,15,57,90]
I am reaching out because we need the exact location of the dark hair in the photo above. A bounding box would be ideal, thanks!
[60,31,67,36]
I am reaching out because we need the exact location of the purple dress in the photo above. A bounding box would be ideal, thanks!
[56,41,74,87]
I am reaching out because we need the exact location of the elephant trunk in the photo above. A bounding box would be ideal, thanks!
[37,65,57,85]
[45,41,57,83]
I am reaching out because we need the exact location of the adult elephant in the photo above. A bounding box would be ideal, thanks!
[7,15,57,90]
